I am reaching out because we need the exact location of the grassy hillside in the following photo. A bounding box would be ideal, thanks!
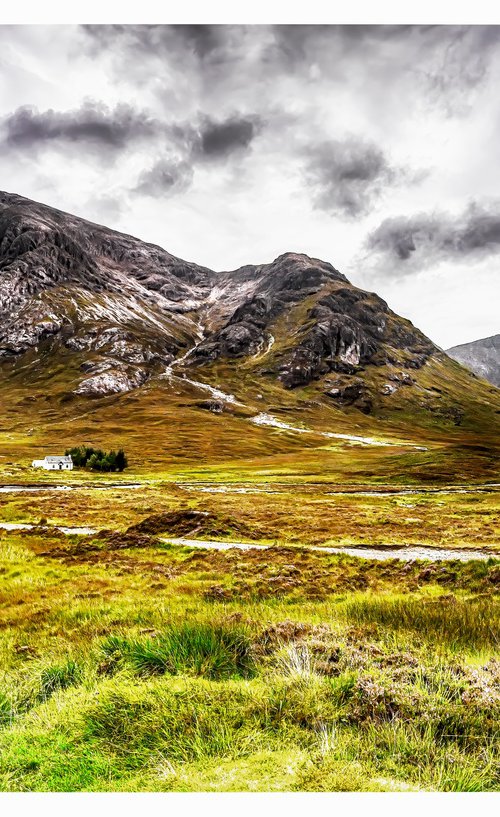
[1,333,499,485]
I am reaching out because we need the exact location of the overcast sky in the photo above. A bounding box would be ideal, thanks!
[0,24,499,347]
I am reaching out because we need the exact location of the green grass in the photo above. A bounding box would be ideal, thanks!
[0,524,499,791]
[0,483,499,794]
[340,593,500,651]
[99,623,255,680]
[1,661,498,791]
[38,660,82,699]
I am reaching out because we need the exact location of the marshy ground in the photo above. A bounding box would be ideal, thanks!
[0,474,499,792]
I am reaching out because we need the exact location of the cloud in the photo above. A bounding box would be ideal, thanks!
[77,25,500,124]
[364,200,500,276]
[134,158,194,197]
[2,101,160,152]
[0,92,262,202]
[269,25,500,117]
[80,24,235,65]
[132,114,261,196]
[424,26,500,114]
[303,138,399,218]
[131,113,260,197]
[169,25,226,59]
[197,115,260,160]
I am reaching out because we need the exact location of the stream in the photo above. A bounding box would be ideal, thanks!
[0,522,97,535]
[0,522,496,562]
[160,537,497,562]
[0,483,142,493]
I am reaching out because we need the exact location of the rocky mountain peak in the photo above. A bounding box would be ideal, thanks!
[0,191,437,402]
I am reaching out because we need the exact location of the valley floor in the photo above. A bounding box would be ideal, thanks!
[0,474,499,792]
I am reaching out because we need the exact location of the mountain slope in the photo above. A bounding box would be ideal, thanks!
[446,334,500,387]
[0,190,435,399]
[0,190,499,480]
[0,190,216,395]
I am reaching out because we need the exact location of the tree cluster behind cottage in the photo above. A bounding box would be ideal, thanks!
[64,446,128,472]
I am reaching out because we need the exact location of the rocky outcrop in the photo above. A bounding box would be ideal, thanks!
[194,399,225,413]
[277,304,379,388]
[387,371,415,386]
[74,364,149,397]
[323,377,373,414]
[275,289,433,389]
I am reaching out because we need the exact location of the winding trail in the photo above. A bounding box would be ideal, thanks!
[160,341,427,449]
[162,365,243,407]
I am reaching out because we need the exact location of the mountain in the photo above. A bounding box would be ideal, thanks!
[0,190,434,399]
[0,190,499,479]
[446,334,500,387]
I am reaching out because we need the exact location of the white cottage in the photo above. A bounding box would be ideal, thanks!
[32,455,73,471]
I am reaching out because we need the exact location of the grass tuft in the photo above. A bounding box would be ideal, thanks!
[38,660,82,699]
[101,622,255,680]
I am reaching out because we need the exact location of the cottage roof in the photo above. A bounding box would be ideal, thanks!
[44,455,73,463]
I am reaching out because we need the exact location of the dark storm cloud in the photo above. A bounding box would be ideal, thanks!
[2,101,160,151]
[303,139,399,218]
[132,114,261,196]
[79,24,500,121]
[134,158,194,198]
[197,115,260,159]
[365,201,500,275]
[81,24,233,63]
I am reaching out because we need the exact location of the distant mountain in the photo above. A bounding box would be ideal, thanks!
[446,335,500,387]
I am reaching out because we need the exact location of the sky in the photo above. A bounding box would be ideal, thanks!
[0,23,499,348]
